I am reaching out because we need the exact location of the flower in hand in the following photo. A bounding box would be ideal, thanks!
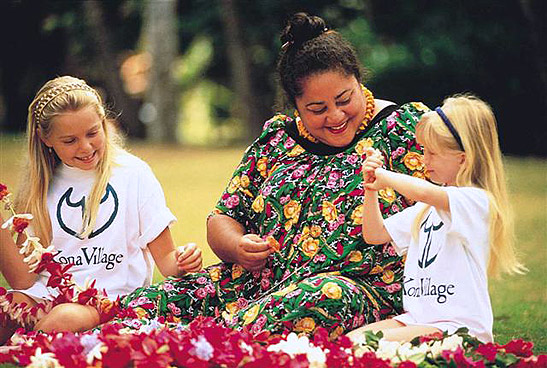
[176,243,203,274]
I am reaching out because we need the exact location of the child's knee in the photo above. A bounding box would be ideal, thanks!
[35,303,100,333]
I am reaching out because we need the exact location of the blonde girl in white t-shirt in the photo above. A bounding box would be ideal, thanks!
[0,76,202,344]
[346,94,524,343]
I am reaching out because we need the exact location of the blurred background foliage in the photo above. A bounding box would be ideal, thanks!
[0,0,545,155]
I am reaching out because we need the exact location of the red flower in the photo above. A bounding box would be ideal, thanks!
[0,183,8,200]
[503,339,534,358]
[476,342,499,362]
[12,216,30,233]
[77,280,98,305]
[418,331,444,343]
[398,362,418,368]
[34,252,55,274]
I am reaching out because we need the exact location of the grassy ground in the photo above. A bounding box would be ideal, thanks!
[0,134,545,353]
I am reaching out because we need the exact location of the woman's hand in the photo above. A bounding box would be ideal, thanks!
[176,243,203,274]
[235,234,271,272]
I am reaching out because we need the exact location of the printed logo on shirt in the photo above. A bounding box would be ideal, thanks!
[403,276,455,304]
[55,247,124,270]
[418,212,443,269]
[56,184,119,239]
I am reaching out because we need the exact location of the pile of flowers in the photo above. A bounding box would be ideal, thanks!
[0,317,545,367]
[1,182,545,367]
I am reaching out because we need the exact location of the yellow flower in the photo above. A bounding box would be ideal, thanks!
[329,326,345,340]
[283,200,301,220]
[301,237,320,258]
[322,201,338,223]
[348,250,363,263]
[227,176,241,194]
[252,195,265,213]
[287,145,305,157]
[134,307,149,319]
[411,102,429,112]
[379,187,397,204]
[225,302,239,315]
[243,304,261,325]
[272,283,297,297]
[403,152,424,171]
[412,170,427,179]
[257,157,268,178]
[355,138,375,155]
[351,205,363,225]
[310,225,322,238]
[382,269,395,284]
[208,267,221,282]
[240,174,250,188]
[232,264,244,280]
[294,317,316,333]
[321,282,342,299]
[370,265,384,274]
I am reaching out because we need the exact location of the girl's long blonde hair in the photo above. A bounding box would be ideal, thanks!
[414,94,524,277]
[15,76,124,244]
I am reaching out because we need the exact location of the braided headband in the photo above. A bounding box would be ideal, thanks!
[33,82,101,125]
[435,107,465,151]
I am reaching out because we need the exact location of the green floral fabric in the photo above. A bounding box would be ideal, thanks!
[120,102,429,337]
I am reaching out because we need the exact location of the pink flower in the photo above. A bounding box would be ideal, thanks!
[195,288,208,299]
[196,276,208,284]
[225,195,240,209]
[0,183,8,201]
[284,138,296,149]
[260,278,270,290]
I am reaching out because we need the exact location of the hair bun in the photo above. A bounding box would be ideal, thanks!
[281,13,327,48]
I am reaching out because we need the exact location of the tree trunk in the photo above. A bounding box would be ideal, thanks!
[219,0,262,141]
[83,1,144,138]
[143,0,179,143]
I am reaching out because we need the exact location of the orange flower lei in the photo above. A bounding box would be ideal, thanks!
[295,85,376,143]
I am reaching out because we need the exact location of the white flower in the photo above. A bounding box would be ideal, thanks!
[191,335,214,361]
[267,333,326,367]
[375,339,401,360]
[27,347,62,368]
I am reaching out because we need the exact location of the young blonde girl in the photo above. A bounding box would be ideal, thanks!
[0,76,202,344]
[347,94,524,343]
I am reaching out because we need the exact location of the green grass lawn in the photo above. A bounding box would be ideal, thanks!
[1,134,545,353]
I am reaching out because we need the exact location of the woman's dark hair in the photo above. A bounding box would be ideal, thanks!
[277,12,363,108]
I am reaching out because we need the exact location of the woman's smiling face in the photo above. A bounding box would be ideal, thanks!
[295,71,367,147]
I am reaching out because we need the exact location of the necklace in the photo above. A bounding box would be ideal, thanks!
[295,85,376,143]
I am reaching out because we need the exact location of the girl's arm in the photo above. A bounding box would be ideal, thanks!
[148,227,201,277]
[0,215,38,289]
[362,189,392,244]
[373,168,449,212]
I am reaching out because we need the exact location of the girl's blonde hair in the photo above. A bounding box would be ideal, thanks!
[414,94,524,277]
[15,76,124,244]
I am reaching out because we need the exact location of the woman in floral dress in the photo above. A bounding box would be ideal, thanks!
[121,13,428,338]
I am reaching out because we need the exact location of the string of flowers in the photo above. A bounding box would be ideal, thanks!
[0,316,545,367]
[0,183,119,329]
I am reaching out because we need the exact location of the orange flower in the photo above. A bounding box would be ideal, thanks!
[403,152,424,171]
[283,200,301,220]
[301,237,320,258]
[310,225,322,238]
[294,317,316,333]
[322,201,338,223]
[382,269,395,284]
[240,174,250,188]
[355,138,375,155]
[252,195,264,213]
[348,250,363,263]
[225,302,239,315]
[257,157,268,178]
[267,236,281,253]
[321,282,342,299]
[232,264,244,280]
[287,145,305,157]
[227,176,241,194]
[208,267,221,282]
[243,305,260,325]
[379,188,397,204]
[351,205,363,225]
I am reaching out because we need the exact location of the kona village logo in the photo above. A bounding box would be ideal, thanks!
[55,247,124,271]
[403,277,455,304]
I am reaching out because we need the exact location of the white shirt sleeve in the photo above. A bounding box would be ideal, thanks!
[437,187,490,250]
[137,163,176,249]
[384,203,426,255]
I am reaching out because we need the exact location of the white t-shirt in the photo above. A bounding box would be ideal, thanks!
[19,152,176,300]
[384,186,493,342]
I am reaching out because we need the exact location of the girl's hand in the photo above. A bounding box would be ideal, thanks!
[364,167,389,191]
[362,148,384,186]
[176,243,203,273]
[235,234,271,272]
